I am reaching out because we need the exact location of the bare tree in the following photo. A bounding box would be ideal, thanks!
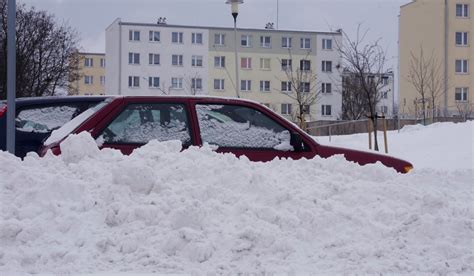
[407,46,432,125]
[183,72,202,95]
[341,72,370,120]
[426,55,445,121]
[336,25,388,151]
[455,101,473,121]
[277,50,320,131]
[0,2,80,99]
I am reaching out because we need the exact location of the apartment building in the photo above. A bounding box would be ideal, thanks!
[399,0,474,118]
[105,18,343,121]
[71,52,106,95]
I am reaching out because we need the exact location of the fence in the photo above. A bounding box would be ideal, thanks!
[306,117,468,137]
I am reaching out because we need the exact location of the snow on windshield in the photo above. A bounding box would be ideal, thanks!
[196,104,293,151]
[16,106,77,133]
[44,100,110,145]
[100,104,191,145]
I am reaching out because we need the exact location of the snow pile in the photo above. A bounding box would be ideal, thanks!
[317,121,474,171]
[0,123,473,274]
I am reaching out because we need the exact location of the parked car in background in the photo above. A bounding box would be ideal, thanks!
[0,96,109,158]
[40,96,413,173]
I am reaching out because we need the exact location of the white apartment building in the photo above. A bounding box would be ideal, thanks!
[105,18,343,121]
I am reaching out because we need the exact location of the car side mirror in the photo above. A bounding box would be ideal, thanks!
[290,132,304,152]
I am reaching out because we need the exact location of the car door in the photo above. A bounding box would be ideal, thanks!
[193,102,315,161]
[95,100,193,155]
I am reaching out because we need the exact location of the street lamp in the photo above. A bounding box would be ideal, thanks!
[226,0,243,98]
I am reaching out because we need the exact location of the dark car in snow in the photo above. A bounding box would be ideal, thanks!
[39,96,413,173]
[0,96,109,158]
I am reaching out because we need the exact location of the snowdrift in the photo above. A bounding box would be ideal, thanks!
[0,122,472,274]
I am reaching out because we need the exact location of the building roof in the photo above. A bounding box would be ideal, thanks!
[118,21,342,36]
[77,52,105,56]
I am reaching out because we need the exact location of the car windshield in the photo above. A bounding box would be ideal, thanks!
[44,98,112,146]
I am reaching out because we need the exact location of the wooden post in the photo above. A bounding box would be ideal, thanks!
[382,113,388,154]
[367,118,372,150]
[329,125,332,142]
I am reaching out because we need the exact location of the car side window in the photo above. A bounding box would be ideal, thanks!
[196,104,293,150]
[100,103,191,145]
[16,105,81,133]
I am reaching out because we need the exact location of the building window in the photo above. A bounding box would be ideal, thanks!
[171,77,183,89]
[172,32,184,44]
[260,36,271,48]
[148,77,160,88]
[281,103,292,115]
[281,59,292,71]
[128,76,140,88]
[381,91,388,99]
[100,76,105,86]
[214,56,225,68]
[456,4,469,18]
[214,33,225,46]
[192,32,203,44]
[300,59,311,71]
[128,52,140,65]
[300,37,311,49]
[100,58,106,68]
[84,75,93,85]
[129,30,140,41]
[322,83,332,93]
[322,104,332,116]
[172,54,183,66]
[322,38,332,50]
[241,57,252,69]
[302,105,311,115]
[281,81,292,92]
[84,57,93,67]
[282,37,292,48]
[260,58,271,70]
[192,55,203,67]
[240,80,251,91]
[260,80,270,92]
[322,60,332,72]
[455,59,468,73]
[148,53,160,65]
[300,82,310,93]
[214,79,225,90]
[149,31,160,42]
[381,76,389,85]
[380,105,388,114]
[455,87,469,101]
[241,35,252,47]
[191,78,202,90]
[455,32,469,46]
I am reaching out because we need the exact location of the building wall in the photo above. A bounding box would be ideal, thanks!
[72,53,106,95]
[399,0,474,117]
[105,18,121,95]
[105,19,342,120]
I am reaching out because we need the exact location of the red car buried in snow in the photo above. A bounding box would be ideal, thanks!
[39,96,413,173]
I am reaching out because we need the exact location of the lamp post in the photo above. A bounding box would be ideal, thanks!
[226,0,243,98]
[6,0,16,154]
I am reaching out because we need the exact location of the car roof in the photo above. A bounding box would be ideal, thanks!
[112,95,263,105]
[0,95,111,107]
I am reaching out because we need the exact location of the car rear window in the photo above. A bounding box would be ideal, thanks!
[44,99,112,146]
[16,105,79,133]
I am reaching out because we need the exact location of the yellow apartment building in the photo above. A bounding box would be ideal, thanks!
[399,0,473,118]
[70,52,106,95]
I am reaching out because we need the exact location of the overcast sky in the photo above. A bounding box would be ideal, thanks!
[21,0,411,70]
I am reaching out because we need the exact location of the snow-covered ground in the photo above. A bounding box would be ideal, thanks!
[0,122,472,274]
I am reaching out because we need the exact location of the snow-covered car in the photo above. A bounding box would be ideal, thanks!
[0,96,109,157]
[39,96,413,173]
